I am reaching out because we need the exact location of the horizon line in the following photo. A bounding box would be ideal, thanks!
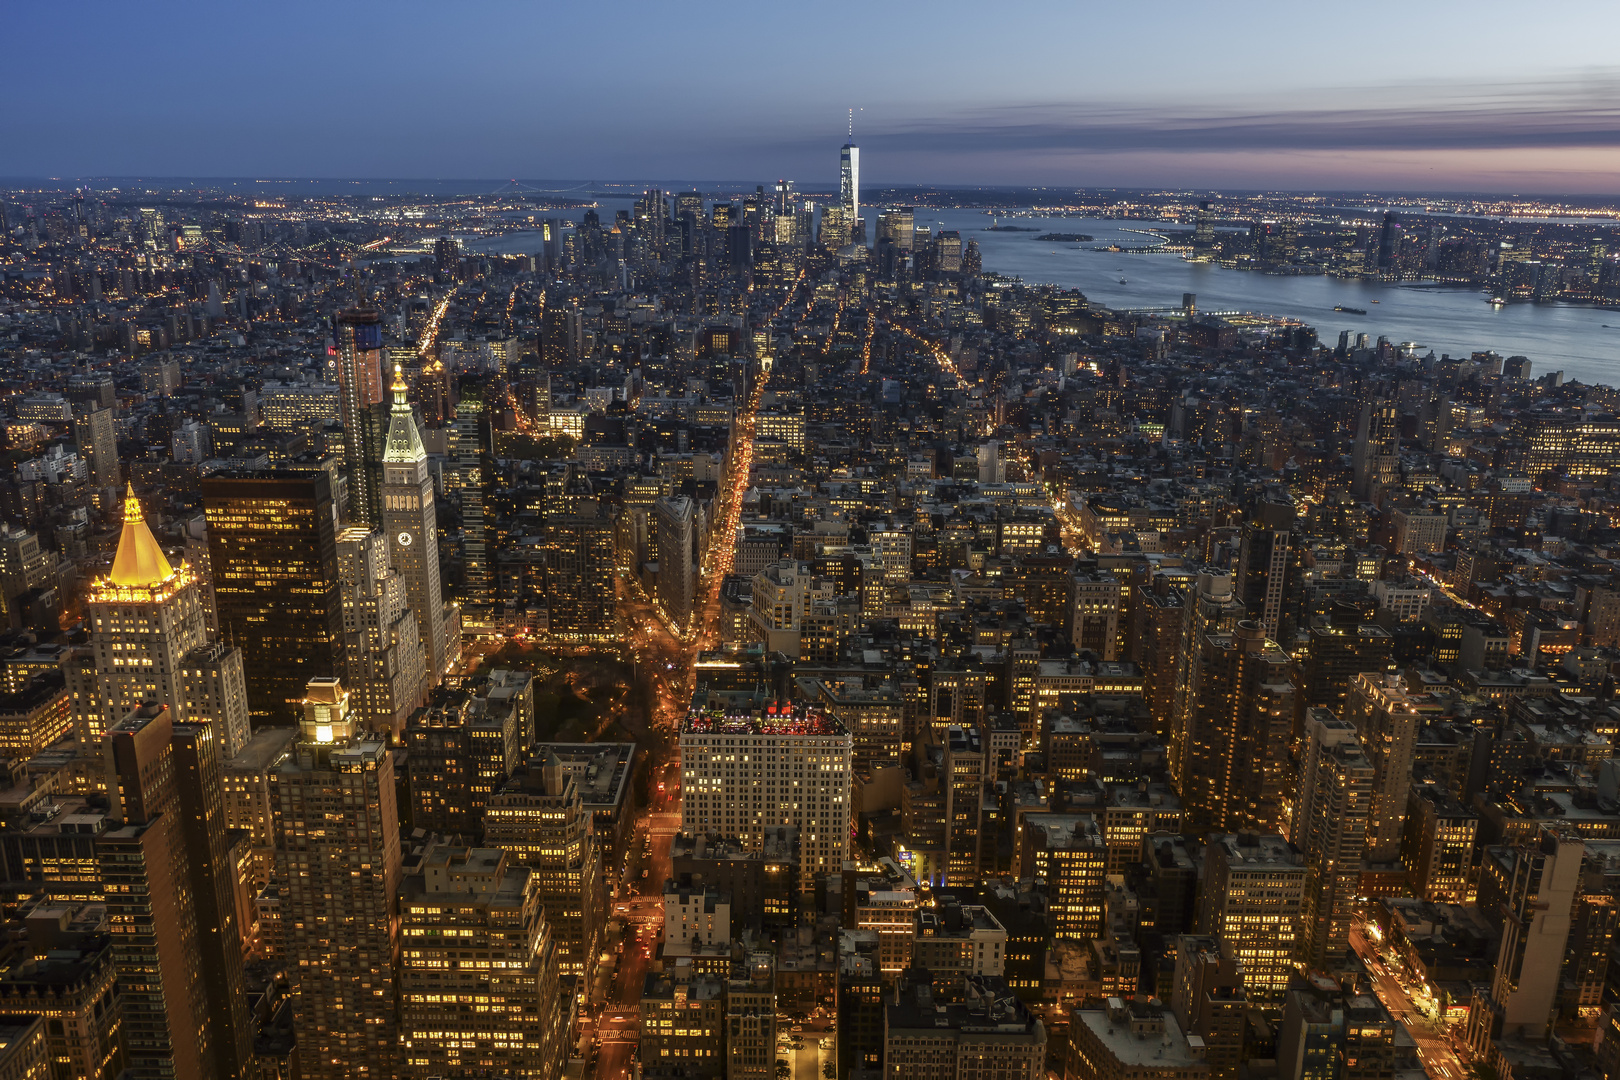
[8,176,1620,202]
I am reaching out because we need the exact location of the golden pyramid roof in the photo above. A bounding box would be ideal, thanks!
[108,484,176,587]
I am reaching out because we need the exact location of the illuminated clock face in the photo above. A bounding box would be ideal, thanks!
[397,531,413,547]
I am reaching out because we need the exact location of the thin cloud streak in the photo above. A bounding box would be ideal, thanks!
[859,71,1620,155]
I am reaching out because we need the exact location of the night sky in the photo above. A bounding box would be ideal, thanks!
[7,0,1620,192]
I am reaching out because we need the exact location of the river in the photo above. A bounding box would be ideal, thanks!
[465,205,1620,389]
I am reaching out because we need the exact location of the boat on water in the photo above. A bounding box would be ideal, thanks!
[1118,277,1128,284]
[1370,299,1379,303]
[1334,305,1367,315]
[1487,296,1507,307]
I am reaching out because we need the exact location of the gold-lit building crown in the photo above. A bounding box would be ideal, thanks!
[107,484,177,588]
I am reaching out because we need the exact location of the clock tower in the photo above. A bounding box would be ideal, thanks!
[381,364,449,680]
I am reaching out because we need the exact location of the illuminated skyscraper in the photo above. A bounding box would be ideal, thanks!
[1400,784,1477,903]
[840,142,860,231]
[943,724,985,887]
[877,206,914,251]
[398,842,565,1079]
[1194,200,1215,246]
[774,179,796,218]
[70,486,205,742]
[72,403,119,489]
[1201,834,1305,1000]
[337,526,426,739]
[381,365,450,680]
[543,503,617,643]
[69,486,250,758]
[433,235,460,272]
[333,306,387,525]
[655,495,697,634]
[1343,673,1434,863]
[817,205,847,251]
[680,702,852,890]
[1182,620,1295,835]
[203,471,344,724]
[453,388,492,624]
[272,678,402,1079]
[484,754,601,981]
[1019,813,1107,941]
[1291,709,1372,970]
[100,702,253,1080]
[1167,571,1244,796]
[1352,399,1399,502]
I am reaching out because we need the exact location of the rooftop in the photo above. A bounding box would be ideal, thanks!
[532,741,635,808]
[681,702,848,738]
[224,725,299,772]
[1074,998,1204,1067]
[1023,812,1104,849]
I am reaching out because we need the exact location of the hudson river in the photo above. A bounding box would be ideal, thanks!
[469,206,1620,388]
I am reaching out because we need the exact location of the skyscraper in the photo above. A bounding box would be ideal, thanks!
[337,526,426,738]
[1376,210,1400,270]
[1019,813,1107,941]
[679,701,852,890]
[1352,399,1399,502]
[544,502,617,643]
[1170,936,1248,1080]
[943,724,985,887]
[817,205,848,251]
[171,718,257,1079]
[1167,571,1244,798]
[1343,672,1433,863]
[272,678,402,1079]
[406,677,523,837]
[1295,619,1393,727]
[483,755,602,983]
[656,494,697,634]
[203,470,345,724]
[68,486,250,758]
[877,206,914,251]
[1201,834,1306,1000]
[334,305,387,526]
[1233,492,1296,640]
[1194,200,1215,246]
[1182,621,1295,835]
[453,388,492,624]
[73,403,119,490]
[398,842,565,1079]
[1469,831,1583,1054]
[774,179,796,218]
[381,365,450,679]
[840,141,860,232]
[71,486,206,742]
[1291,709,1372,970]
[101,702,254,1079]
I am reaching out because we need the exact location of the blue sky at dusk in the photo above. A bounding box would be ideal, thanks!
[6,0,1620,192]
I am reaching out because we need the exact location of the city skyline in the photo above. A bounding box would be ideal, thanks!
[6,0,1620,192]
[8,8,1620,1078]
